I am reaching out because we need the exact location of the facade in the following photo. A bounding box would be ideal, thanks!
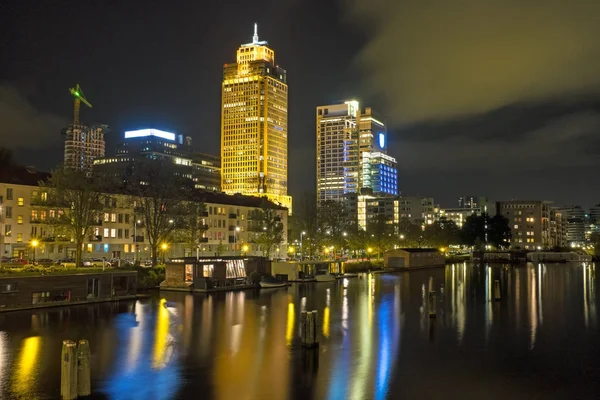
[458,196,488,210]
[316,102,397,203]
[361,152,398,196]
[316,101,360,202]
[495,200,551,250]
[221,25,291,211]
[0,169,288,262]
[62,124,106,171]
[192,153,221,192]
[398,196,436,225]
[437,207,483,228]
[550,208,568,248]
[554,206,586,245]
[93,129,221,192]
[350,191,399,231]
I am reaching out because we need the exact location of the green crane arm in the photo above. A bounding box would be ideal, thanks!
[69,84,92,108]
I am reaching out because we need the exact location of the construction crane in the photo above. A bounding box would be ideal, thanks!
[68,84,92,125]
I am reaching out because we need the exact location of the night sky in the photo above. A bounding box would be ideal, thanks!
[1,0,599,208]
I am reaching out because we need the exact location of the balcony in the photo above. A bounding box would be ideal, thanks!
[199,237,209,243]
[229,213,237,219]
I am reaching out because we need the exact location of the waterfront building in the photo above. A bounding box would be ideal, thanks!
[316,102,398,204]
[550,208,568,248]
[62,124,107,171]
[344,190,399,231]
[0,167,288,261]
[221,24,291,211]
[552,205,586,246]
[495,200,551,250]
[93,129,221,192]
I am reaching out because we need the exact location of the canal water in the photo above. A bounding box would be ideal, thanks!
[0,263,598,399]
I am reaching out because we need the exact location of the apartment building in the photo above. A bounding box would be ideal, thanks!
[495,200,551,250]
[0,167,288,261]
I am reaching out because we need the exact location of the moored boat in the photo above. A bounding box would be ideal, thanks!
[259,277,288,288]
[315,271,336,282]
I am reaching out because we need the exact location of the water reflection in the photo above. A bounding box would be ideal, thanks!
[0,262,599,399]
[12,336,42,398]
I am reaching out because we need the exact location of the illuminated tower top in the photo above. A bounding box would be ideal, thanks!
[236,23,274,67]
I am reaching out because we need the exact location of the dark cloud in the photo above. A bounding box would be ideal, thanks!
[348,0,600,123]
[0,84,68,149]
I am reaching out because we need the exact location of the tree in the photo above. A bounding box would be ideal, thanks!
[346,228,370,259]
[460,213,511,250]
[397,217,425,248]
[318,200,352,256]
[127,161,189,266]
[248,198,284,259]
[423,217,461,248]
[295,193,321,259]
[367,214,396,259]
[176,200,207,258]
[39,166,106,268]
[487,215,511,249]
[461,214,486,249]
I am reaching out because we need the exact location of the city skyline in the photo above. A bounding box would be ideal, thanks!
[1,1,600,207]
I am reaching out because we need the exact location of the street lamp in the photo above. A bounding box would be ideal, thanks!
[300,231,306,259]
[242,244,249,255]
[161,243,168,265]
[400,234,405,240]
[134,219,141,265]
[31,239,39,263]
[234,226,241,256]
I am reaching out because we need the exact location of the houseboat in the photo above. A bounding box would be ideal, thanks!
[160,256,270,292]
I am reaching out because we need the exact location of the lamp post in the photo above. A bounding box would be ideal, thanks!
[234,226,241,256]
[134,219,141,265]
[242,244,249,256]
[161,243,168,265]
[300,231,306,260]
[31,239,39,263]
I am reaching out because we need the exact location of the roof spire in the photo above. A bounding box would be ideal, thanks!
[253,23,259,44]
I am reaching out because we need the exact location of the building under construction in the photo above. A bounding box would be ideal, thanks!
[62,84,107,171]
[62,124,107,171]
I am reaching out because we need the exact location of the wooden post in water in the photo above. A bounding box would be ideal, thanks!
[428,290,436,318]
[300,311,307,345]
[301,310,319,348]
[77,339,91,397]
[493,280,501,301]
[61,340,77,400]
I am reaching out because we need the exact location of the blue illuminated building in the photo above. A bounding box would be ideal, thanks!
[362,152,398,196]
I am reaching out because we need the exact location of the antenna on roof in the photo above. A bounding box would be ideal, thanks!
[253,23,259,44]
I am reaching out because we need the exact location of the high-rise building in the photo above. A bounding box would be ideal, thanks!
[221,24,291,211]
[62,124,106,171]
[316,101,397,203]
[93,129,221,191]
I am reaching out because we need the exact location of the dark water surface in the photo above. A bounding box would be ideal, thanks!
[0,263,599,399]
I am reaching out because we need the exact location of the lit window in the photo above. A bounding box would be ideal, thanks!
[103,228,109,238]
[111,229,116,238]
[17,233,23,243]
[514,225,519,229]
[17,215,23,224]
[17,197,24,206]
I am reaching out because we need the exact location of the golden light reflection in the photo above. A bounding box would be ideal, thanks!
[0,332,5,393]
[13,336,42,397]
[285,302,295,345]
[323,306,330,338]
[153,299,169,369]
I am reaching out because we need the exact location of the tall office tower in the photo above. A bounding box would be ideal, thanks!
[62,124,106,171]
[316,101,360,202]
[221,24,291,211]
[316,101,397,203]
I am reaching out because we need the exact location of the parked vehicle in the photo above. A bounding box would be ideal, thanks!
[8,258,28,265]
[82,258,111,268]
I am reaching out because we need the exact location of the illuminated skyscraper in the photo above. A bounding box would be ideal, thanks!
[221,24,291,211]
[316,102,397,203]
